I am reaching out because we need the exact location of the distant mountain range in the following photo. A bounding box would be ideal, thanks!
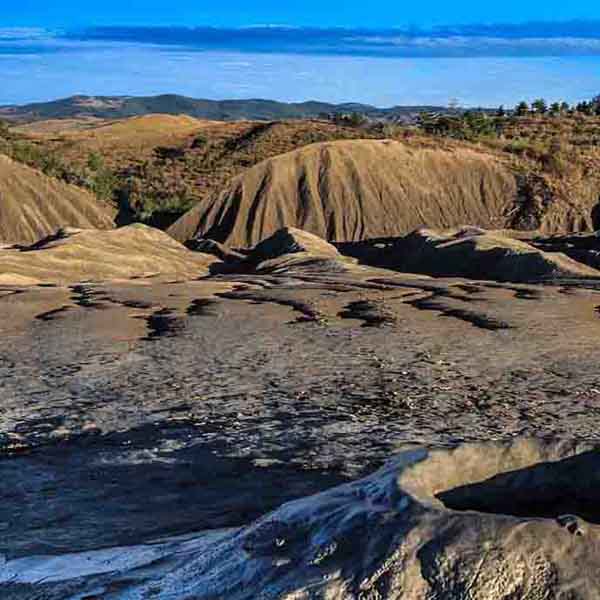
[0,95,448,123]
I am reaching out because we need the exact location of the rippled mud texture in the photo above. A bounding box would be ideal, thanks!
[3,266,600,568]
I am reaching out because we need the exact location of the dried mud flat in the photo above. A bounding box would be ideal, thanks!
[2,262,600,573]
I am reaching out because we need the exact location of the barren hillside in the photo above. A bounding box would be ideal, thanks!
[0,154,116,245]
[168,139,523,246]
[7,112,600,238]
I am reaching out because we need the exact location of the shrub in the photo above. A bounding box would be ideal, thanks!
[540,138,573,177]
[191,134,208,149]
[87,152,105,172]
[90,168,118,202]
[0,119,10,138]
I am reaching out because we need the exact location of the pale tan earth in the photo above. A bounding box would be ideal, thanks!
[0,224,215,285]
[0,154,116,245]
[168,139,519,245]
[14,114,214,153]
[168,138,600,246]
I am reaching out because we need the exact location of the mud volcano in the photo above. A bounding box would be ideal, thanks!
[178,438,600,599]
[7,438,599,598]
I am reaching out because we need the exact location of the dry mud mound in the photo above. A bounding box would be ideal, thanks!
[250,229,357,275]
[359,227,600,282]
[532,231,600,270]
[168,139,519,246]
[250,227,341,261]
[6,439,600,599]
[0,154,116,245]
[210,227,359,275]
[0,224,216,285]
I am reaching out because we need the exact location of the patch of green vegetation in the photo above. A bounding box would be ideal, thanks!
[413,95,600,185]
[331,112,368,127]
[86,151,104,172]
[0,127,129,213]
[0,127,191,222]
[417,110,503,142]
[5,139,72,179]
[0,119,10,138]
[117,174,196,223]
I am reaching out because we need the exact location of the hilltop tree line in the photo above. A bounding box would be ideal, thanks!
[513,96,600,117]
[414,95,600,142]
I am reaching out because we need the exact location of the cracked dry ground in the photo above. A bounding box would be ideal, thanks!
[2,268,600,559]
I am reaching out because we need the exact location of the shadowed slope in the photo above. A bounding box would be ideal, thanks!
[0,154,116,245]
[250,227,340,261]
[372,227,600,282]
[168,139,519,246]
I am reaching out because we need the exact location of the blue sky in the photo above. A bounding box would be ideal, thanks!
[3,1,600,28]
[2,5,600,106]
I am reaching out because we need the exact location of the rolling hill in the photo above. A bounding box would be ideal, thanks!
[0,94,445,124]
[13,114,215,167]
[168,139,522,246]
[5,117,380,225]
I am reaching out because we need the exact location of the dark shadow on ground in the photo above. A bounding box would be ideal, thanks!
[437,449,600,523]
[0,422,348,559]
